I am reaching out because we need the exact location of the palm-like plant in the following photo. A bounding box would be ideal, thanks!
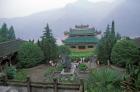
[86,67,124,92]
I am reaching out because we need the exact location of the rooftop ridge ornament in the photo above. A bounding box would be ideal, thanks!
[75,24,89,29]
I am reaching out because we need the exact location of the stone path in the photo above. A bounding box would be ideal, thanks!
[111,65,126,72]
[61,63,77,75]
[26,64,49,82]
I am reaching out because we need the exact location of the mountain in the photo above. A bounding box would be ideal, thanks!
[0,0,140,44]
[100,0,140,37]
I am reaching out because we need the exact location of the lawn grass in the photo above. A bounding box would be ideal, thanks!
[70,48,96,58]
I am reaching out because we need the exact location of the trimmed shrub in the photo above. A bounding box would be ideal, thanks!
[5,65,16,79]
[44,67,57,82]
[79,64,87,71]
[15,69,27,81]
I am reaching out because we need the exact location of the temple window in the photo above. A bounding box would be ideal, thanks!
[78,46,85,49]
[71,46,76,48]
[88,45,93,48]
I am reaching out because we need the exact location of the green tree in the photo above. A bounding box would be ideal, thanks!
[0,23,16,42]
[111,39,139,67]
[58,45,70,56]
[37,39,41,47]
[28,39,34,43]
[111,39,140,91]
[96,37,108,64]
[8,26,16,40]
[96,21,121,64]
[0,23,9,42]
[86,67,124,92]
[18,42,44,68]
[40,24,58,62]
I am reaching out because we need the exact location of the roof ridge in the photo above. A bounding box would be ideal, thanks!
[0,40,17,45]
[0,39,24,45]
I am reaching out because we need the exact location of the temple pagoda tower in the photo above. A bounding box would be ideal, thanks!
[63,24,101,58]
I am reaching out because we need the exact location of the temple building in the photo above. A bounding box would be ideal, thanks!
[63,24,101,50]
[63,24,101,58]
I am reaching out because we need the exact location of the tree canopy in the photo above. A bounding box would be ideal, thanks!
[18,42,44,68]
[111,39,139,67]
[39,24,58,62]
[0,23,16,42]
[8,26,16,40]
[58,45,70,56]
[111,39,140,91]
[96,21,121,64]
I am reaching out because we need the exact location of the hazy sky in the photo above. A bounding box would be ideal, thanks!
[0,0,115,18]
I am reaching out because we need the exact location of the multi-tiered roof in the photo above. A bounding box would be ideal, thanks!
[63,24,101,44]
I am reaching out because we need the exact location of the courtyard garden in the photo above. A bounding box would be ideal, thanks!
[0,22,139,92]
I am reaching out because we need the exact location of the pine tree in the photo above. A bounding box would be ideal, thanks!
[8,26,16,40]
[40,24,58,63]
[0,28,2,42]
[1,23,8,37]
[116,33,121,40]
[0,23,16,42]
[96,21,121,64]
[37,39,41,47]
[0,23,9,42]
[111,21,115,36]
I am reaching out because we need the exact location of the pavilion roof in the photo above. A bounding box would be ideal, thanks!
[68,28,97,36]
[63,36,99,44]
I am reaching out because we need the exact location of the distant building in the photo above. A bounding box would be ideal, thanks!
[63,24,101,50]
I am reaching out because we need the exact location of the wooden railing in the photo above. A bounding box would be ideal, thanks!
[0,77,84,92]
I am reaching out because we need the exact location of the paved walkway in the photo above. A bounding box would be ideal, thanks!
[111,65,126,72]
[26,64,49,82]
[61,63,77,75]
